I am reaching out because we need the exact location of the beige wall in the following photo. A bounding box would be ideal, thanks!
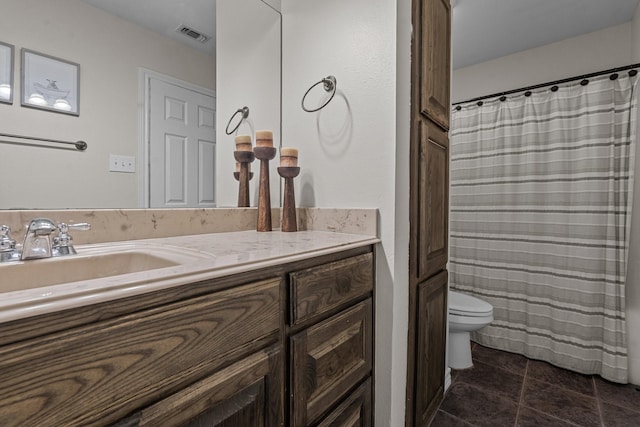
[0,0,215,209]
[453,20,640,385]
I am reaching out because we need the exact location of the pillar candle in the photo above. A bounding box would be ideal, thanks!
[255,130,274,147]
[235,135,252,151]
[280,147,299,167]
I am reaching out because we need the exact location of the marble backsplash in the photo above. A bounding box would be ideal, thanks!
[0,208,377,245]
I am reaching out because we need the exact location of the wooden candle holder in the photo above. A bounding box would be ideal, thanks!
[277,166,300,232]
[233,151,255,207]
[233,172,254,181]
[253,146,277,231]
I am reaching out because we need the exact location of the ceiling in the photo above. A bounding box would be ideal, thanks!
[452,0,640,69]
[80,0,640,68]
[80,0,216,56]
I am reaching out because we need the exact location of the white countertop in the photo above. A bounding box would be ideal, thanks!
[0,230,379,323]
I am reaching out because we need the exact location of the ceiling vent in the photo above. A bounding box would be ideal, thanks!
[176,25,210,43]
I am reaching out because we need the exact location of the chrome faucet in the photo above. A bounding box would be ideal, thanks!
[0,225,21,262]
[0,219,91,262]
[21,218,58,260]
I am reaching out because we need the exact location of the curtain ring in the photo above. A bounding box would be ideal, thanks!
[301,75,337,112]
[225,106,249,135]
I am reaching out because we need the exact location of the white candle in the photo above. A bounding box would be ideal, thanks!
[280,147,299,167]
[235,135,252,151]
[255,130,273,147]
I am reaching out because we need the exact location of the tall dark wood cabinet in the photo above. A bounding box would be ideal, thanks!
[419,0,451,130]
[416,121,449,283]
[407,0,451,425]
[414,271,448,426]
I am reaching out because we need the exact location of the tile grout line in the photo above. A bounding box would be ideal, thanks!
[454,345,640,426]
[437,408,478,427]
[592,376,605,427]
[513,359,529,426]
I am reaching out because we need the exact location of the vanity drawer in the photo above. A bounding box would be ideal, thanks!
[290,299,373,426]
[289,252,373,326]
[316,378,372,427]
[0,278,281,427]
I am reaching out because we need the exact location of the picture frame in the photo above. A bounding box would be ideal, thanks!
[0,41,14,105]
[21,48,80,116]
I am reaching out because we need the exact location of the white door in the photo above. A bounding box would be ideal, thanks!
[149,78,216,208]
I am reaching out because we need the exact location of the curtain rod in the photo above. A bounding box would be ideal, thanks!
[452,63,640,107]
[0,133,87,151]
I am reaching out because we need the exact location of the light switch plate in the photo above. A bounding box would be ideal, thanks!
[109,155,136,173]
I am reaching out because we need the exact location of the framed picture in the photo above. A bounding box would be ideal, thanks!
[21,49,80,116]
[0,41,14,105]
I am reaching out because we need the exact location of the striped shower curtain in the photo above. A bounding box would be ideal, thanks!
[449,73,637,383]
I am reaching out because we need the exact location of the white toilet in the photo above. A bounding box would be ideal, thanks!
[448,291,494,369]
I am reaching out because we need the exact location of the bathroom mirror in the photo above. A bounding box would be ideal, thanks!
[0,0,281,209]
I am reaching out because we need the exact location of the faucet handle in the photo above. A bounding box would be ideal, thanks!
[53,222,91,256]
[0,225,16,252]
[0,225,21,262]
[64,222,91,232]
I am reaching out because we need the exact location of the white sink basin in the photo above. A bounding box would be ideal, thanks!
[0,243,211,293]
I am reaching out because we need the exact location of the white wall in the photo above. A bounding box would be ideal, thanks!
[216,0,281,208]
[393,0,412,424]
[452,23,632,103]
[0,0,215,209]
[453,21,640,385]
[281,0,409,424]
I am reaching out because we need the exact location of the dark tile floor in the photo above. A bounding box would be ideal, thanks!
[432,343,640,427]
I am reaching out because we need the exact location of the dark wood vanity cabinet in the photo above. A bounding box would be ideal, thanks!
[114,346,284,427]
[0,246,374,427]
[290,300,373,426]
[288,252,374,426]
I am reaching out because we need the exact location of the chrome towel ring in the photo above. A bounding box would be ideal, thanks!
[225,106,250,135]
[301,75,337,112]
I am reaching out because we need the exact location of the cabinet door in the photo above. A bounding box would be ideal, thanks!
[290,299,373,426]
[113,346,283,427]
[415,270,448,425]
[415,119,449,282]
[316,378,372,427]
[0,279,281,427]
[420,0,451,130]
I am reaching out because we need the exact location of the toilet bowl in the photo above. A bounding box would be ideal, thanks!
[448,291,493,369]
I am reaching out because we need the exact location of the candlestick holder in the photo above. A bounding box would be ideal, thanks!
[277,166,300,232]
[253,146,277,231]
[233,151,255,207]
